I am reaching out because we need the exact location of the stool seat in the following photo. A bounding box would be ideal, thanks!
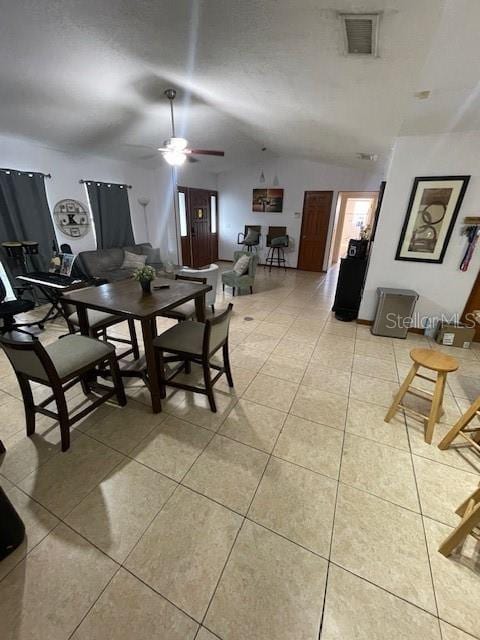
[410,348,459,373]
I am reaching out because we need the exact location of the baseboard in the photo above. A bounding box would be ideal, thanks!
[356,318,424,335]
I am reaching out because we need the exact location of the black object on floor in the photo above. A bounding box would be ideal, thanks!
[0,486,26,561]
[332,257,368,321]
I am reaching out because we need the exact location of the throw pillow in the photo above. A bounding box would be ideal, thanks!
[244,228,260,244]
[233,254,250,275]
[121,251,147,270]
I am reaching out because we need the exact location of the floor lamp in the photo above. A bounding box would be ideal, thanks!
[138,197,150,241]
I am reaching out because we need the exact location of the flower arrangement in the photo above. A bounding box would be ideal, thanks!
[133,265,156,293]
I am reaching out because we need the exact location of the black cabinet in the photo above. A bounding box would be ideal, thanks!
[332,257,368,321]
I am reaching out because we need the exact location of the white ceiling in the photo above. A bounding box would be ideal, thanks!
[0,0,476,174]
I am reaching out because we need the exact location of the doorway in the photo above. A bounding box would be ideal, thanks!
[177,187,218,268]
[330,191,378,266]
[297,191,334,272]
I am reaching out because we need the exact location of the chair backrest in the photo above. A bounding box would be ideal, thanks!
[266,226,288,247]
[233,251,258,278]
[0,333,57,384]
[204,303,234,355]
[178,264,219,306]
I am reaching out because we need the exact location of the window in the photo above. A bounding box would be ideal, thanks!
[178,191,187,237]
[210,194,217,234]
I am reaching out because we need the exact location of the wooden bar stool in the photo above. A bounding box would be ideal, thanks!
[438,394,480,453]
[438,484,480,556]
[385,348,459,444]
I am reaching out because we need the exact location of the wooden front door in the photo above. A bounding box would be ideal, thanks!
[297,191,334,272]
[462,269,480,341]
[178,187,218,268]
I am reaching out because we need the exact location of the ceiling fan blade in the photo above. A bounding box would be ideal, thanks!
[189,149,225,157]
[187,156,200,163]
[139,153,159,160]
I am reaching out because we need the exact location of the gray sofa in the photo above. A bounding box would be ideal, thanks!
[77,243,162,282]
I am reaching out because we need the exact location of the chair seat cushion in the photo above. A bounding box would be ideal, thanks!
[44,335,115,381]
[68,309,122,329]
[161,301,196,321]
[0,299,35,317]
[153,321,205,355]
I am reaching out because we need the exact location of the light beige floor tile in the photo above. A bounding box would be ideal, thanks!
[82,400,166,454]
[331,484,436,613]
[448,373,480,401]
[341,433,419,511]
[196,628,219,640]
[346,398,410,450]
[125,486,242,621]
[171,390,238,431]
[264,311,296,327]
[242,332,280,353]
[229,344,270,372]
[272,338,314,362]
[440,622,478,640]
[301,363,351,396]
[413,456,480,526]
[353,353,398,382]
[0,523,118,640]
[71,568,198,640]
[215,365,256,396]
[131,415,213,481]
[355,339,395,361]
[205,520,327,640]
[243,373,298,412]
[0,425,63,484]
[407,421,480,475]
[317,335,354,354]
[273,414,343,479]
[403,393,462,427]
[0,484,59,581]
[248,457,336,556]
[260,353,307,383]
[323,322,357,337]
[424,517,480,638]
[183,435,268,514]
[284,328,319,346]
[65,459,176,562]
[290,385,348,429]
[218,398,286,452]
[309,347,353,372]
[252,321,289,338]
[0,393,44,442]
[350,373,399,408]
[18,434,124,518]
[321,564,442,640]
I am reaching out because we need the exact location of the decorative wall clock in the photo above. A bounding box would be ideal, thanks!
[53,199,91,238]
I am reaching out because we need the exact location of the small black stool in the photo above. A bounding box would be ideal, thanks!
[265,236,288,272]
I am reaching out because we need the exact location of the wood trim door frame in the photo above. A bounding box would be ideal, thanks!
[177,186,219,267]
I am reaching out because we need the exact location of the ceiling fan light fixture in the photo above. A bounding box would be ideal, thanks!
[163,149,187,166]
[165,137,188,151]
[259,170,266,184]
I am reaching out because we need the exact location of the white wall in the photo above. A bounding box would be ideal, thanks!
[360,132,480,325]
[0,133,217,264]
[217,156,382,267]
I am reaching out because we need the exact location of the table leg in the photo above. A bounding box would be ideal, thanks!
[141,317,162,413]
[195,291,207,322]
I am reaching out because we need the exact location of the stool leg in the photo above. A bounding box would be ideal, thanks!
[438,503,480,556]
[425,371,446,444]
[438,395,480,450]
[385,363,418,422]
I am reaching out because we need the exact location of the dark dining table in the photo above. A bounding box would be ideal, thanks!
[61,278,211,413]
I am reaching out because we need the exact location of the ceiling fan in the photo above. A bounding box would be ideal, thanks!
[155,88,225,166]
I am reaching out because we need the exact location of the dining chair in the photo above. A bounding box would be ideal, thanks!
[159,274,208,322]
[178,264,219,312]
[0,332,126,451]
[153,303,234,412]
[61,294,140,361]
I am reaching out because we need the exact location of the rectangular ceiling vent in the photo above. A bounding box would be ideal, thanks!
[340,13,380,56]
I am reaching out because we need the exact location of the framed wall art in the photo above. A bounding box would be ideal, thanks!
[252,188,284,213]
[395,175,470,263]
[53,199,91,238]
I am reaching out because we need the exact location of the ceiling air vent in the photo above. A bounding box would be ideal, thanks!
[340,13,380,56]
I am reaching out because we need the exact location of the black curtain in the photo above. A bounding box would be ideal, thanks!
[0,169,57,275]
[86,181,135,249]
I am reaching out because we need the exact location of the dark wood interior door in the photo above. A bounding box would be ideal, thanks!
[462,269,480,341]
[297,191,333,272]
[178,187,218,268]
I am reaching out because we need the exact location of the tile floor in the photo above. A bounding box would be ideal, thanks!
[1,264,480,639]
